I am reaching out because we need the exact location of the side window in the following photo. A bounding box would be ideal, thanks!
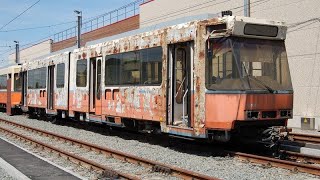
[105,55,121,85]
[56,63,65,88]
[141,47,162,85]
[27,68,47,89]
[122,51,140,85]
[76,60,87,87]
[104,47,163,86]
[14,73,22,91]
[28,70,34,89]
[0,75,7,89]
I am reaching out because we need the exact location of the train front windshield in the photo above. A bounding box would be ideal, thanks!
[206,37,293,92]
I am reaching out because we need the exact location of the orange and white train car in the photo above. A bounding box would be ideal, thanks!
[20,52,70,120]
[20,14,294,142]
[0,65,22,114]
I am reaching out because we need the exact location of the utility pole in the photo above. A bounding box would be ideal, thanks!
[74,10,82,48]
[244,0,251,17]
[14,41,19,64]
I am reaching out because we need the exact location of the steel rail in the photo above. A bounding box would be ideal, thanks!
[289,133,320,144]
[226,151,320,176]
[0,119,218,180]
[0,126,138,180]
[280,150,320,165]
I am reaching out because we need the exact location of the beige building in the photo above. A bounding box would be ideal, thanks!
[8,39,52,64]
[141,0,320,130]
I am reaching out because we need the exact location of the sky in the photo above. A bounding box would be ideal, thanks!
[0,0,136,65]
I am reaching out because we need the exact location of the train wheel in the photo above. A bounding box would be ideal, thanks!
[50,116,59,124]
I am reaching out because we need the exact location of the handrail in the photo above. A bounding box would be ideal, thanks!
[182,88,188,123]
[175,76,186,98]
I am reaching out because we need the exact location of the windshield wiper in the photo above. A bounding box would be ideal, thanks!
[247,76,276,93]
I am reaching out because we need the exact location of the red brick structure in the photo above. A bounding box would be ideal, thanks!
[52,15,140,52]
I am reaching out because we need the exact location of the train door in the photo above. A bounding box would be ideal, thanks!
[167,42,193,127]
[21,72,27,107]
[47,65,55,110]
[89,57,102,115]
[6,74,12,115]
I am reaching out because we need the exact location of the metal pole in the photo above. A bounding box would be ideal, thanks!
[14,41,19,64]
[75,10,82,48]
[77,15,81,48]
[244,0,251,17]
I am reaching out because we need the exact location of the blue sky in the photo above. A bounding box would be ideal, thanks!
[0,0,136,64]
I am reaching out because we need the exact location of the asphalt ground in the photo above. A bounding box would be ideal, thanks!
[0,137,80,180]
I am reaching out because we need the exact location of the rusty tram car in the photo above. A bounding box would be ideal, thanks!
[16,15,293,142]
[0,65,22,114]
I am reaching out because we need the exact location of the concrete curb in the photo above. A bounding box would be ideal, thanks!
[0,157,31,180]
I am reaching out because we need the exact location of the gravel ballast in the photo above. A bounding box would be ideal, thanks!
[0,113,319,180]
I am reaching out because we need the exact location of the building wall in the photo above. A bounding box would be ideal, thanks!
[51,15,140,52]
[140,0,320,130]
[8,39,52,64]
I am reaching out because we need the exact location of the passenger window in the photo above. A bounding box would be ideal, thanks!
[56,63,65,88]
[122,51,140,85]
[105,55,121,85]
[0,75,7,89]
[141,47,162,85]
[14,73,22,91]
[105,47,163,86]
[97,60,101,99]
[28,68,46,89]
[76,60,87,87]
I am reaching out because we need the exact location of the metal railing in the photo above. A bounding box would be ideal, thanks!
[53,0,148,43]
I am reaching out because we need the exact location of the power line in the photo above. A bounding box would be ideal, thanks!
[0,21,76,33]
[0,0,41,31]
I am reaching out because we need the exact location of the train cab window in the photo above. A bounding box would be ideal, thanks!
[105,55,121,85]
[122,51,140,85]
[56,63,65,88]
[0,75,7,89]
[141,47,162,85]
[76,60,87,87]
[14,73,22,91]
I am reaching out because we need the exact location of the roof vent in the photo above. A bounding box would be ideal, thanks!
[222,11,232,17]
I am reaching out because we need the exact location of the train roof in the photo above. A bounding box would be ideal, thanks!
[25,13,287,64]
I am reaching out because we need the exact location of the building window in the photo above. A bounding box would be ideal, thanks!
[0,75,7,90]
[56,63,65,88]
[76,59,87,87]
[14,73,22,91]
[28,67,47,89]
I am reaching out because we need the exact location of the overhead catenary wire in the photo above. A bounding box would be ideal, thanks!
[0,0,41,31]
[1,0,318,61]
[0,21,76,33]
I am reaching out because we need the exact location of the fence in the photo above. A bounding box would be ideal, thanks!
[53,0,148,43]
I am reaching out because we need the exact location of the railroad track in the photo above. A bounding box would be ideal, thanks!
[227,151,320,176]
[0,119,217,180]
[289,133,320,144]
[280,150,320,165]
[1,118,319,178]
